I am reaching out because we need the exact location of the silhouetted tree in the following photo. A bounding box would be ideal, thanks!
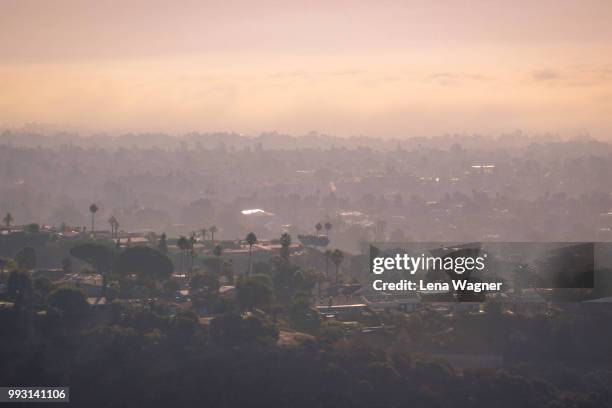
[89,203,99,234]
[7,270,31,299]
[177,235,189,273]
[315,222,323,235]
[114,246,173,284]
[49,287,89,315]
[163,279,180,298]
[331,249,344,283]
[190,272,219,294]
[189,233,197,271]
[324,221,332,236]
[33,276,55,302]
[209,313,278,346]
[107,215,119,237]
[24,223,40,233]
[70,243,115,296]
[61,257,72,274]
[245,232,257,277]
[213,244,223,275]
[236,274,273,311]
[324,249,333,278]
[3,212,13,231]
[289,292,321,332]
[158,233,168,253]
[280,232,291,260]
[209,225,218,243]
[316,270,326,298]
[7,270,33,312]
[213,244,223,258]
[15,247,36,271]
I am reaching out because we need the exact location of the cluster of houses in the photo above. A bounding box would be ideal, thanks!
[314,284,553,321]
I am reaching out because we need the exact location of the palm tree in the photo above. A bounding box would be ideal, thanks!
[89,203,99,235]
[245,232,257,277]
[189,233,197,271]
[158,233,168,253]
[280,232,291,260]
[213,244,223,276]
[324,249,333,278]
[316,271,326,299]
[3,212,13,232]
[315,222,323,235]
[331,249,344,284]
[209,225,218,244]
[324,221,332,236]
[107,215,118,237]
[177,235,189,274]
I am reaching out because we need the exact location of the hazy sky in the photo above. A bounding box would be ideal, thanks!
[2,0,612,137]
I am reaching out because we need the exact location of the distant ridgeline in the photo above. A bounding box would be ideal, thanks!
[0,129,582,151]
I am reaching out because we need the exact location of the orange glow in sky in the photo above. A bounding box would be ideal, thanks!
[2,0,612,137]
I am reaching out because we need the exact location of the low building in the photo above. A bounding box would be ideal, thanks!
[316,303,368,317]
[361,292,421,313]
[58,273,103,297]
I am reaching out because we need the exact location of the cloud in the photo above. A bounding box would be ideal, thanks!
[427,72,493,86]
[328,69,365,77]
[269,71,311,80]
[532,69,560,81]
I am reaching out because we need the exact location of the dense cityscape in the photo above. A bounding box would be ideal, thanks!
[1,132,612,407]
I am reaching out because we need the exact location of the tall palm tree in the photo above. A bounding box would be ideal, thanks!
[316,271,326,299]
[324,249,333,278]
[89,203,99,235]
[113,218,119,236]
[200,228,207,242]
[177,235,188,274]
[107,215,118,237]
[3,212,13,232]
[245,232,257,277]
[209,225,218,244]
[315,222,323,235]
[213,244,223,276]
[189,233,197,271]
[324,221,332,236]
[331,249,344,284]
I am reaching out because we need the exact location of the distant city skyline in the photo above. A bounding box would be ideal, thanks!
[2,0,612,138]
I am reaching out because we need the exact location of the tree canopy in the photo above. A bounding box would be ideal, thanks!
[49,287,89,315]
[236,274,273,311]
[114,246,173,282]
[15,246,37,270]
[245,232,257,246]
[70,243,115,275]
[209,313,278,346]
